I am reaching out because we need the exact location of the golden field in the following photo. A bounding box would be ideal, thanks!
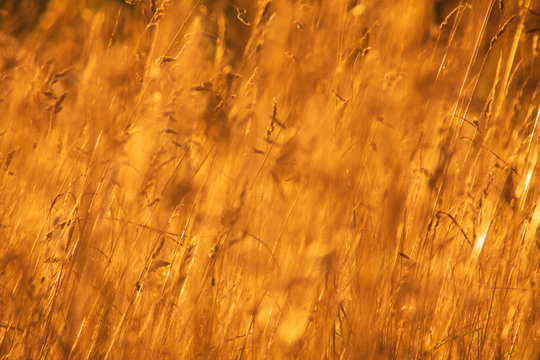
[0,0,539,358]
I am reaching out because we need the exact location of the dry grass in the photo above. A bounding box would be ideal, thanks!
[0,0,539,358]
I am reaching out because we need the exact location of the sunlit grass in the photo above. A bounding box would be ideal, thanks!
[0,0,539,358]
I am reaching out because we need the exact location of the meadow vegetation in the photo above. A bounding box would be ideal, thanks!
[0,0,539,358]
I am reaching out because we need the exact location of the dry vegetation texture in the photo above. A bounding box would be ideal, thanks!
[0,0,539,358]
